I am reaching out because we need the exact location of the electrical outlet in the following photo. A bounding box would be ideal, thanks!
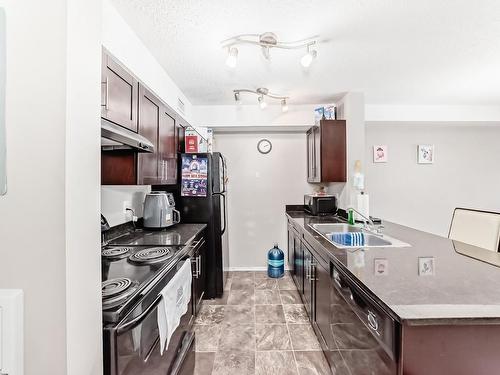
[123,201,132,214]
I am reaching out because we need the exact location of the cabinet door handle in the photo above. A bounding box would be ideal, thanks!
[192,258,197,278]
[196,255,201,278]
[101,77,108,109]
[310,261,317,281]
[367,310,380,333]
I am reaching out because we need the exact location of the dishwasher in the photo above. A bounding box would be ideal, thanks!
[326,264,399,375]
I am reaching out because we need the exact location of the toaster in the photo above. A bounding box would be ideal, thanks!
[304,194,337,216]
[143,191,181,229]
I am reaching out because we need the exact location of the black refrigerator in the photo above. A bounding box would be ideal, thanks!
[178,152,229,298]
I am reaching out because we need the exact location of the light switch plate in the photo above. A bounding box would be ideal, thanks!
[0,290,23,375]
[0,307,3,370]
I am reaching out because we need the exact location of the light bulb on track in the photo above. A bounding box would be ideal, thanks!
[258,95,267,109]
[300,47,317,68]
[281,99,288,113]
[225,47,238,68]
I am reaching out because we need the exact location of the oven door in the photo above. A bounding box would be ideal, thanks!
[104,266,195,375]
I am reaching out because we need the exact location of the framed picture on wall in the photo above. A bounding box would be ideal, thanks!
[373,145,388,163]
[417,144,434,164]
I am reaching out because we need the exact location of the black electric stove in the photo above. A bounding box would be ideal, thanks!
[101,245,185,324]
[102,242,199,375]
[107,224,206,247]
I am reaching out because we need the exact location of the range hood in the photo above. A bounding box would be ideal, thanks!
[101,118,155,153]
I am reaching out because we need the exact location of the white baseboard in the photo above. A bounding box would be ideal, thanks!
[227,266,290,271]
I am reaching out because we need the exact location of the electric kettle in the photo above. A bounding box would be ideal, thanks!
[143,191,181,229]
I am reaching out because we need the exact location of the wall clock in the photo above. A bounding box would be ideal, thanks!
[257,139,272,154]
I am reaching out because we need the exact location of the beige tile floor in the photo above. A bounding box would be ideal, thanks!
[192,271,331,375]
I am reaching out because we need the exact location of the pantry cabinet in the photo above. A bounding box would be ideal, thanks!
[306,119,347,183]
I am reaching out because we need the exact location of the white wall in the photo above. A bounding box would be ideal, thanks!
[0,1,102,374]
[0,1,67,373]
[101,185,151,227]
[366,104,500,123]
[335,92,365,208]
[65,0,102,374]
[214,132,311,269]
[193,104,317,128]
[365,124,500,236]
[101,0,193,226]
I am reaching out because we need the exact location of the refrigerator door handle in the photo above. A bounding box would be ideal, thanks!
[219,153,227,194]
[214,192,227,235]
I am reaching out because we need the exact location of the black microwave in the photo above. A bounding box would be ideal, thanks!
[304,194,337,216]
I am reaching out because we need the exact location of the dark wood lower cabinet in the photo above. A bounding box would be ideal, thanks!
[287,221,294,270]
[191,238,206,316]
[313,255,331,350]
[302,242,314,318]
[292,227,303,295]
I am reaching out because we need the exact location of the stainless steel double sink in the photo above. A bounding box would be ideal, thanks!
[309,223,411,249]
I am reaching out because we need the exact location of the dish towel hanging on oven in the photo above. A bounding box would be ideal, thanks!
[157,259,192,354]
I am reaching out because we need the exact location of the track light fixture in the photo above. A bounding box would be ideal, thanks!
[225,47,238,68]
[300,44,318,68]
[281,99,289,113]
[258,95,267,109]
[233,87,289,112]
[222,32,318,68]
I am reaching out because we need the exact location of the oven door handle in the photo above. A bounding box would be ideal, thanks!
[117,294,163,335]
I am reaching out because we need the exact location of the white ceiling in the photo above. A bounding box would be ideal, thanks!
[110,0,500,106]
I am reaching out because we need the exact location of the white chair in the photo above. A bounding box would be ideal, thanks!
[448,208,500,252]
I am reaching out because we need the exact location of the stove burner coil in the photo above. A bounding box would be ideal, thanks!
[102,277,133,298]
[102,278,138,310]
[102,247,132,259]
[128,247,174,265]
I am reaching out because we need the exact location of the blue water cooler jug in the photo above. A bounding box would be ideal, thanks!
[267,243,284,278]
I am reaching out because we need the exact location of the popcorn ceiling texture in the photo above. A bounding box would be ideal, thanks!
[110,0,500,106]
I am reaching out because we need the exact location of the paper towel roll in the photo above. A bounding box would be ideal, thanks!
[356,193,370,221]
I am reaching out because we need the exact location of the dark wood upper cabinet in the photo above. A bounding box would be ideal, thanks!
[307,119,346,183]
[137,84,179,185]
[158,110,177,184]
[137,85,161,184]
[101,51,138,132]
[101,52,181,186]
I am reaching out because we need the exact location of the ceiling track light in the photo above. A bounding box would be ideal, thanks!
[258,95,267,109]
[233,87,289,111]
[222,32,318,67]
[225,46,238,68]
[281,99,289,113]
[300,44,318,68]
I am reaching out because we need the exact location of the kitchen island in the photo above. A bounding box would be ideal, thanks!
[286,207,500,375]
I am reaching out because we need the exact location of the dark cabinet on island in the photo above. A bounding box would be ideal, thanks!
[286,211,500,375]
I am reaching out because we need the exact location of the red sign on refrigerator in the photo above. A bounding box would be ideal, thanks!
[185,135,198,153]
